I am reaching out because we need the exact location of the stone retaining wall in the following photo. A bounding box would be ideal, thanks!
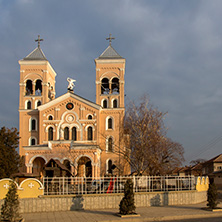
[0,190,207,213]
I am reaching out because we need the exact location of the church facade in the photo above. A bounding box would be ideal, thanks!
[18,36,130,177]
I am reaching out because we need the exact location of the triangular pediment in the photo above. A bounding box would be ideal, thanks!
[38,92,101,112]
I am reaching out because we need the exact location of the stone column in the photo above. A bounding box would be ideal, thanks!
[71,165,75,176]
[26,163,33,173]
[92,163,96,178]
[32,82,36,95]
[19,82,26,109]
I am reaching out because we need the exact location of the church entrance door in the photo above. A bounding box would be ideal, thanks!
[77,157,92,177]
[32,157,45,175]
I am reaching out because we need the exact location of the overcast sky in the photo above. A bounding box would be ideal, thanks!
[1,0,222,164]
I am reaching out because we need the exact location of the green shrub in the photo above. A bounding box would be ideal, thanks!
[1,181,21,221]
[207,182,219,209]
[119,179,136,215]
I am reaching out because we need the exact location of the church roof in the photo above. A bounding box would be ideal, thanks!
[23,47,47,61]
[97,45,123,59]
[38,91,101,111]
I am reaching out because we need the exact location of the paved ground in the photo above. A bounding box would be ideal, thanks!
[163,218,222,222]
[23,201,222,222]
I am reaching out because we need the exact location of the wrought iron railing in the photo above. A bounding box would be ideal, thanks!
[42,175,196,195]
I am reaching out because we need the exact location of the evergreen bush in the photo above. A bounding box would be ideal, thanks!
[207,182,219,209]
[1,181,21,221]
[119,179,136,215]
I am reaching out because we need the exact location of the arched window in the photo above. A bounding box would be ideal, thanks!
[108,137,113,152]
[101,78,109,94]
[48,115,53,120]
[88,115,92,120]
[103,99,108,108]
[111,78,119,94]
[37,101,41,107]
[27,101,32,109]
[31,138,36,145]
[107,159,113,174]
[31,119,36,131]
[48,127,53,141]
[64,127,69,140]
[72,127,77,141]
[108,118,113,129]
[87,126,93,141]
[113,99,118,108]
[35,79,42,95]
[26,80,33,95]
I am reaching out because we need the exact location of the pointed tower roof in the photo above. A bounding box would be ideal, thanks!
[97,34,123,60]
[22,35,47,61]
[97,45,123,59]
[23,47,48,61]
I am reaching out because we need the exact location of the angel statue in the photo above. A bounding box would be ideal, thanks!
[67,77,76,91]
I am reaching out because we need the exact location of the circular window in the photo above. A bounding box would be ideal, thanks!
[66,115,75,123]
[66,103,74,110]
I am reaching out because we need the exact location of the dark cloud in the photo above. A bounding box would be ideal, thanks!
[1,0,222,164]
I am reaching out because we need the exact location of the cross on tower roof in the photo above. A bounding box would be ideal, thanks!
[106,34,115,46]
[35,35,43,48]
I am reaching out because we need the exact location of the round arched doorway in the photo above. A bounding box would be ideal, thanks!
[77,156,92,177]
[32,157,46,175]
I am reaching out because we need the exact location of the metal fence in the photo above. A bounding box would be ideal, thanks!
[43,175,196,195]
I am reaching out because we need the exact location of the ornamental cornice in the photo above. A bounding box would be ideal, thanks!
[101,67,119,70]
[43,120,60,123]
[44,107,56,114]
[101,109,124,114]
[53,144,70,149]
[25,150,51,154]
[79,119,96,123]
[23,69,43,72]
[43,122,57,126]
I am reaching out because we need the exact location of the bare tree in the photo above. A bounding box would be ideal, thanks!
[118,95,184,175]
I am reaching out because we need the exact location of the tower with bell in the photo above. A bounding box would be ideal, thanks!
[18,35,56,158]
[95,34,127,175]
[95,34,125,109]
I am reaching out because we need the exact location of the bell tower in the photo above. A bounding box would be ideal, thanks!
[18,36,57,157]
[19,35,56,111]
[95,35,127,175]
[95,34,125,109]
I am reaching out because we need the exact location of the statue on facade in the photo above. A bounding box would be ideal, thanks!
[67,77,76,92]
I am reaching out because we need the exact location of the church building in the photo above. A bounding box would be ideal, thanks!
[18,35,130,177]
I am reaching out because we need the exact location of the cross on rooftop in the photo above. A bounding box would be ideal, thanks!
[35,35,43,48]
[106,34,115,46]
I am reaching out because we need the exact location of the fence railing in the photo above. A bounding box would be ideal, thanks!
[43,175,196,195]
